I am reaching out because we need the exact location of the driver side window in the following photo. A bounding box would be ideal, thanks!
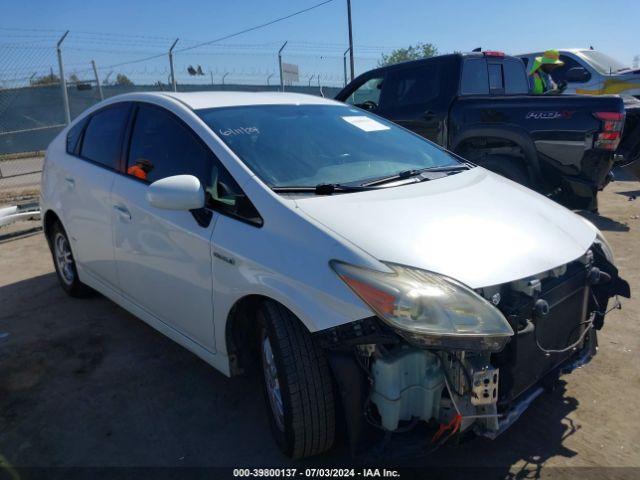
[127,103,262,226]
[345,77,384,111]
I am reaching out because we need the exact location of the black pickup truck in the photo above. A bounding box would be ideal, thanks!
[336,52,626,211]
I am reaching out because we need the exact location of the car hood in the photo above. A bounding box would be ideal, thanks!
[294,168,596,289]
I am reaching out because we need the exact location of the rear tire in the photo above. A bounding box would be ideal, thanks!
[257,301,336,459]
[478,155,531,187]
[48,220,92,297]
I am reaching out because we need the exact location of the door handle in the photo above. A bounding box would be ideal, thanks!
[113,204,132,222]
[423,110,436,120]
[65,177,75,189]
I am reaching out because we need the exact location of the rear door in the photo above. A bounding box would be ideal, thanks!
[110,102,218,350]
[61,102,131,289]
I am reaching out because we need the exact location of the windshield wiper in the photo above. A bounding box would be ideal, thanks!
[271,184,377,195]
[361,164,470,187]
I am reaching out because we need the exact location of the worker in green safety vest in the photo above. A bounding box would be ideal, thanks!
[528,49,564,94]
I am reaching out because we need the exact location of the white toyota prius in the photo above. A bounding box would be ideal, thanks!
[40,92,629,458]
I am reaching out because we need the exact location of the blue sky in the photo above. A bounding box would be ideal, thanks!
[1,0,638,87]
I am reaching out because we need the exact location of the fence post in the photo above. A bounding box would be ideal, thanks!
[56,31,70,125]
[168,38,179,92]
[343,47,350,87]
[278,41,288,92]
[91,60,103,100]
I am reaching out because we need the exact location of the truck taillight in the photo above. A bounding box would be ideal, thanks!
[594,111,625,150]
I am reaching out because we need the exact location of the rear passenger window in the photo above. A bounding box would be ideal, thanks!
[488,64,503,92]
[461,59,489,95]
[66,118,87,155]
[80,103,130,169]
[503,59,529,94]
[381,63,441,109]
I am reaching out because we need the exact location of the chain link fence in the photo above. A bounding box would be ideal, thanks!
[0,30,387,196]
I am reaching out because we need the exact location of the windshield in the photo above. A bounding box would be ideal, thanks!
[579,50,629,74]
[197,104,461,188]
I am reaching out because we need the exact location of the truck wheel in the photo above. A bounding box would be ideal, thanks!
[479,155,531,187]
[257,300,336,458]
[48,220,92,297]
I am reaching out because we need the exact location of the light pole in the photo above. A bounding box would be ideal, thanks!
[347,0,354,81]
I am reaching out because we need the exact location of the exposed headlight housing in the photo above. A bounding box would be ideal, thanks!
[331,261,514,352]
[579,216,615,264]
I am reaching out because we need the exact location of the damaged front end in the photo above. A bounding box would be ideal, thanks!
[317,244,630,454]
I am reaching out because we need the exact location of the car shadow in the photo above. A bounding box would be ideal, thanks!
[576,210,630,232]
[0,273,583,474]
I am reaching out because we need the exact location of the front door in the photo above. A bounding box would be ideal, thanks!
[377,62,445,144]
[111,103,218,351]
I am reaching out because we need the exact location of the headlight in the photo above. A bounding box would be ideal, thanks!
[331,261,513,352]
[595,231,615,264]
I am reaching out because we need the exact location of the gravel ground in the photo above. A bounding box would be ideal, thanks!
[0,171,638,477]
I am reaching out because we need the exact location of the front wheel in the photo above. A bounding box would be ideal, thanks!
[258,301,336,459]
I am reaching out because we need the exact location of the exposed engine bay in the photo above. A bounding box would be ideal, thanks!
[317,243,630,453]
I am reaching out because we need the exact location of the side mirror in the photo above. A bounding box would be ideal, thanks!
[146,174,205,211]
[565,67,590,83]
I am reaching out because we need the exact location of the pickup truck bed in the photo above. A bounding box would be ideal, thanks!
[336,52,625,211]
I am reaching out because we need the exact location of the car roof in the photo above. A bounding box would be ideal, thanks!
[516,48,587,56]
[118,91,344,110]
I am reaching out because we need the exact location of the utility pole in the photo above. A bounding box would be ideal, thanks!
[267,73,275,86]
[346,0,354,81]
[56,30,70,125]
[210,71,214,86]
[168,38,179,92]
[91,60,103,100]
[278,41,288,92]
[343,47,350,87]
[308,74,314,87]
[222,72,229,85]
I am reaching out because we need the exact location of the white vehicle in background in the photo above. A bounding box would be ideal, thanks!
[517,49,640,167]
[40,92,629,458]
[517,48,640,98]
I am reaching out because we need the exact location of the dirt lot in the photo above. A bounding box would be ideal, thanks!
[0,170,639,477]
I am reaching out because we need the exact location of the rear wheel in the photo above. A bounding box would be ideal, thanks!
[48,220,92,297]
[257,301,336,458]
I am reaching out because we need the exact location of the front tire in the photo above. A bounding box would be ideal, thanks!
[48,220,92,297]
[258,301,336,459]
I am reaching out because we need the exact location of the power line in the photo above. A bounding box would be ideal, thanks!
[176,0,335,53]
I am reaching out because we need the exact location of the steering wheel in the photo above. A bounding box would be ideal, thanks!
[358,100,378,111]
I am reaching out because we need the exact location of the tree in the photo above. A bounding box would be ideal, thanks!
[378,43,438,67]
[31,73,60,86]
[115,73,134,86]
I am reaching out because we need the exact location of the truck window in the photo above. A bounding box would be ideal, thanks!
[380,63,441,109]
[488,64,504,92]
[460,58,489,95]
[551,55,591,84]
[503,59,529,94]
[345,77,384,110]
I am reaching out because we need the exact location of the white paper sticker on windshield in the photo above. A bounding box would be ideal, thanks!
[342,116,390,132]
